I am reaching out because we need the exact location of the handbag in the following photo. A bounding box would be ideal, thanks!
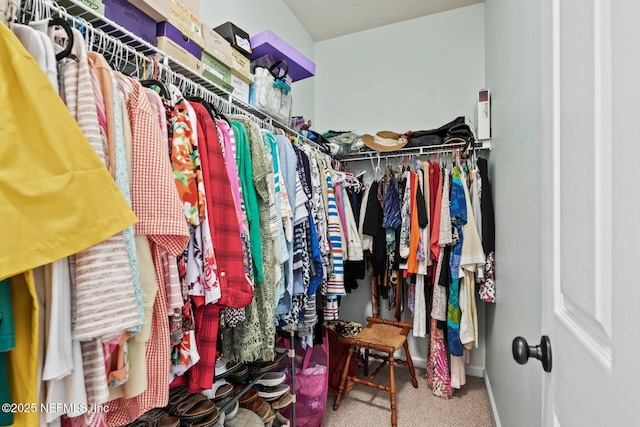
[404,116,473,147]
[250,59,293,124]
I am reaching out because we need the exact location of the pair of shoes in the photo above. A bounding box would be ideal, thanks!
[248,359,279,377]
[254,372,286,387]
[127,408,179,427]
[201,379,233,402]
[213,358,242,380]
[225,364,250,383]
[254,384,290,401]
[269,393,293,411]
[167,386,219,426]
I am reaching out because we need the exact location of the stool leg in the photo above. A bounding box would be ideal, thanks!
[389,354,397,427]
[333,345,354,410]
[364,348,369,377]
[403,341,419,388]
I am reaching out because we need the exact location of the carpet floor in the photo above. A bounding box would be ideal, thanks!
[322,367,496,427]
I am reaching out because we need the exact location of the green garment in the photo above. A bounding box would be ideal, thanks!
[222,118,277,362]
[0,279,16,426]
[232,120,263,284]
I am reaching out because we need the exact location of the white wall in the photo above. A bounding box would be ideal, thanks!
[484,0,541,426]
[314,4,487,371]
[199,0,315,122]
[313,4,485,135]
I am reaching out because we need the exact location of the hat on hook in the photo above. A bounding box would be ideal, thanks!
[361,131,409,152]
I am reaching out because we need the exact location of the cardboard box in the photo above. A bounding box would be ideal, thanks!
[127,0,169,22]
[231,47,253,84]
[157,21,202,60]
[180,0,198,14]
[201,24,233,68]
[103,0,157,46]
[250,30,315,82]
[60,0,105,15]
[201,51,234,93]
[157,36,203,74]
[213,21,252,57]
[167,0,204,48]
[231,74,250,105]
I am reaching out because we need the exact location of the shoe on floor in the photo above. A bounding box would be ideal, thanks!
[254,372,286,387]
[223,408,263,427]
[255,384,290,400]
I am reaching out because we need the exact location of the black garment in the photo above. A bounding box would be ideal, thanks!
[438,246,452,288]
[348,187,362,228]
[416,184,428,228]
[362,181,387,276]
[477,158,495,253]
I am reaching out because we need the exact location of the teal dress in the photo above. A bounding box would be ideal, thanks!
[0,279,16,426]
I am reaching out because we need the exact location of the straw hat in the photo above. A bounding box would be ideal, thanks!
[361,131,409,152]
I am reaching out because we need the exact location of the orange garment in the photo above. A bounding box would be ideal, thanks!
[407,172,421,274]
[87,52,116,177]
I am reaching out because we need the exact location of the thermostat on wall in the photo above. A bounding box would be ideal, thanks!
[477,89,491,140]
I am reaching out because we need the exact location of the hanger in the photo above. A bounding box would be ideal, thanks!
[48,17,74,61]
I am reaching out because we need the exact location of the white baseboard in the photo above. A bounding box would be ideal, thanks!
[464,365,484,377]
[484,370,501,427]
[403,356,484,378]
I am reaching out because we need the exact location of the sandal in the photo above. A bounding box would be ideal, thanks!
[248,359,278,377]
[172,393,217,422]
[254,372,286,387]
[270,393,293,411]
[238,388,258,407]
[201,379,233,402]
[214,359,242,380]
[167,386,191,414]
[184,406,219,427]
[225,364,250,383]
[255,384,290,400]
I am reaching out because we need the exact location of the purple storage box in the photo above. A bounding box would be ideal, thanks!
[104,0,157,46]
[249,30,315,82]
[157,21,203,60]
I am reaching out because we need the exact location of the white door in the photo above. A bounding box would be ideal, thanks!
[538,0,640,425]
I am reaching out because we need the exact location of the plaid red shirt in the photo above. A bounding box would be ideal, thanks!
[190,103,252,310]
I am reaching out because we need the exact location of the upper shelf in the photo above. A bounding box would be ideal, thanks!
[40,0,320,147]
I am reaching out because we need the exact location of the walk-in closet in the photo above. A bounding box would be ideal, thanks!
[2,0,639,426]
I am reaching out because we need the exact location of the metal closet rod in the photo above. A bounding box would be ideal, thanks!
[337,140,492,163]
[21,0,323,151]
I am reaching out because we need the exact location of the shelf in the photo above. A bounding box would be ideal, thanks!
[337,140,492,162]
[28,0,320,149]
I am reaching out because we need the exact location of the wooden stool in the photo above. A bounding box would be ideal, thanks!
[332,317,418,427]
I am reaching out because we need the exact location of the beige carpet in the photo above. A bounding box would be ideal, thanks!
[322,367,496,427]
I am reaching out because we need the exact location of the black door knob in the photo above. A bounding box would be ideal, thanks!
[512,335,552,373]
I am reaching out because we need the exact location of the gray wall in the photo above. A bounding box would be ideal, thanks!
[484,0,541,426]
[313,4,487,372]
[313,4,485,134]
[199,0,316,122]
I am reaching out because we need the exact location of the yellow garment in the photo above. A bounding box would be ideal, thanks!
[6,271,39,427]
[0,22,137,281]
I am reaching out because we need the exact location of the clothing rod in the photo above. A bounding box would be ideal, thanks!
[20,0,324,152]
[337,140,492,163]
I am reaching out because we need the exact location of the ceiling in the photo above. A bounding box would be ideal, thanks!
[283,0,484,42]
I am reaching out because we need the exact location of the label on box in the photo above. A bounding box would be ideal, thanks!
[202,24,233,68]
[235,34,251,53]
[168,0,204,47]
[231,47,253,84]
[157,36,203,74]
[231,74,250,104]
[201,52,231,84]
